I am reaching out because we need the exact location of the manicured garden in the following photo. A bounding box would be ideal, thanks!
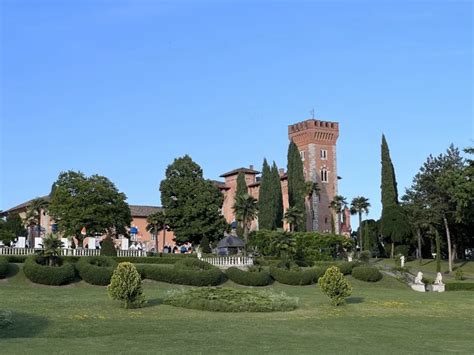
[1,260,473,354]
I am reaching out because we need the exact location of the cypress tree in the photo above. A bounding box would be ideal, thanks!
[287,141,306,231]
[381,134,398,207]
[235,172,248,200]
[258,159,274,230]
[271,161,284,229]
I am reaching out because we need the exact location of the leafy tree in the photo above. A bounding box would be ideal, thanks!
[287,141,306,231]
[146,211,168,253]
[258,159,274,230]
[199,235,212,253]
[48,171,132,248]
[318,266,352,306]
[0,213,27,246]
[350,196,370,251]
[108,262,146,309]
[233,193,258,246]
[25,197,49,246]
[329,195,347,236]
[284,206,304,233]
[271,162,284,229]
[160,155,227,245]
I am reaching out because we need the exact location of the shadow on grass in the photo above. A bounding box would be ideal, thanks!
[0,311,49,339]
[421,260,434,267]
[143,298,163,308]
[346,297,364,304]
[6,263,20,278]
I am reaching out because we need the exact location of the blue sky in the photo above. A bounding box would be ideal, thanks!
[1,0,472,227]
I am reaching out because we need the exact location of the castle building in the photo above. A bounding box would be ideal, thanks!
[216,118,348,235]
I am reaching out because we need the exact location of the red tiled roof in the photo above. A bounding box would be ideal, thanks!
[220,167,260,178]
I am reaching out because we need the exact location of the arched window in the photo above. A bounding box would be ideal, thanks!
[321,168,328,183]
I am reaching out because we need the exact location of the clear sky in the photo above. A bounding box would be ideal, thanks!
[1,0,472,228]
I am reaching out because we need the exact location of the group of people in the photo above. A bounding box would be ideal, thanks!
[162,242,193,254]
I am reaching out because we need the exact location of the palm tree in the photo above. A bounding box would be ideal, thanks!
[270,233,296,259]
[329,195,347,236]
[25,197,49,247]
[40,234,64,266]
[350,196,371,251]
[284,206,304,232]
[233,193,258,247]
[146,211,168,253]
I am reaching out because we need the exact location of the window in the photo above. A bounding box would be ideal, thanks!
[321,168,328,183]
[300,151,305,161]
[151,234,156,241]
[320,149,328,160]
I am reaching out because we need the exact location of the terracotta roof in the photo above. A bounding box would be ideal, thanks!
[2,195,50,215]
[220,167,260,178]
[129,205,163,217]
[248,182,260,188]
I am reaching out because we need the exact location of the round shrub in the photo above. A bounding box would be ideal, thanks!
[164,287,298,312]
[0,257,9,279]
[100,237,117,257]
[318,266,352,306]
[270,267,322,285]
[23,256,75,286]
[108,262,146,309]
[140,264,226,286]
[174,258,216,270]
[225,267,272,286]
[76,256,117,285]
[358,251,371,263]
[352,266,383,282]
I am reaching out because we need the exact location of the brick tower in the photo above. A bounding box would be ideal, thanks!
[288,119,340,233]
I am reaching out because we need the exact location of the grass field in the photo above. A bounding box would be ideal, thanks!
[1,263,473,354]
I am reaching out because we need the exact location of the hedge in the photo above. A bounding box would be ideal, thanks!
[113,254,196,265]
[225,267,273,286]
[139,264,226,286]
[270,267,323,285]
[445,282,474,291]
[4,255,80,264]
[23,256,76,285]
[76,256,117,285]
[351,266,383,282]
[313,261,360,275]
[0,257,8,278]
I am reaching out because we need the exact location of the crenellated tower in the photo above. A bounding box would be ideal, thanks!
[288,119,340,233]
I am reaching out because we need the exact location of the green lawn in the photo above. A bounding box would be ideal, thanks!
[1,264,473,354]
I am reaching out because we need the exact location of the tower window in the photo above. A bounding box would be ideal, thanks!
[300,151,305,161]
[321,169,328,183]
[320,149,328,160]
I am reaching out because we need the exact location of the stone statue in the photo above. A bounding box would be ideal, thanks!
[400,255,405,268]
[434,272,443,285]
[414,272,424,285]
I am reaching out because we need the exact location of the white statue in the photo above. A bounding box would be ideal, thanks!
[434,272,443,285]
[400,255,405,268]
[414,271,424,285]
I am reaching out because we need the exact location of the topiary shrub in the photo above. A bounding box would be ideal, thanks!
[23,256,75,286]
[140,264,226,286]
[358,251,371,263]
[455,269,465,281]
[0,257,9,279]
[352,266,383,282]
[445,282,474,291]
[225,267,272,286]
[76,256,117,285]
[318,266,352,306]
[270,266,322,285]
[113,254,195,265]
[100,237,117,257]
[108,262,146,309]
[164,287,298,312]
[313,261,360,276]
[200,236,212,254]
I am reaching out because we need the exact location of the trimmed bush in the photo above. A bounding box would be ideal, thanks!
[100,237,117,256]
[313,261,360,275]
[270,267,323,285]
[76,256,117,285]
[225,267,272,286]
[445,282,474,291]
[108,262,146,308]
[358,251,371,263]
[164,287,298,312]
[318,266,352,306]
[140,264,226,286]
[352,266,383,282]
[174,258,216,270]
[4,255,80,264]
[0,257,9,279]
[454,269,465,281]
[113,254,195,265]
[23,256,75,286]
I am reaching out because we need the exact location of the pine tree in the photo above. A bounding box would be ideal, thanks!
[258,159,273,230]
[287,141,306,231]
[271,161,284,229]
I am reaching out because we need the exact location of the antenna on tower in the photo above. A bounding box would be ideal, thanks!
[310,108,315,119]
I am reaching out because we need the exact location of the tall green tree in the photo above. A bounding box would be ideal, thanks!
[287,141,306,231]
[330,195,347,236]
[284,206,304,232]
[233,193,258,247]
[0,213,27,246]
[160,155,227,245]
[258,159,274,230]
[350,196,370,251]
[235,172,248,201]
[146,211,168,253]
[49,171,132,247]
[271,161,284,229]
[380,135,409,258]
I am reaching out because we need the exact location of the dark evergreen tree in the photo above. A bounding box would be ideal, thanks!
[271,161,284,229]
[235,172,248,200]
[258,159,273,230]
[160,155,227,245]
[287,141,306,231]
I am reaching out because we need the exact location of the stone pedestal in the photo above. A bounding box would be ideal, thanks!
[431,284,445,293]
[121,238,129,251]
[411,284,426,292]
[34,237,42,249]
[17,237,26,248]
